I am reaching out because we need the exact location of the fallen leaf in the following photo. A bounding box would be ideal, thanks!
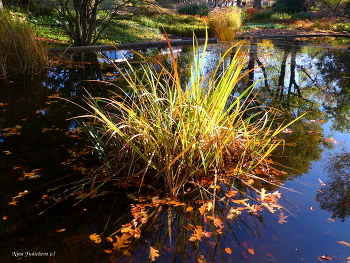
[278,212,289,224]
[149,246,159,262]
[247,248,255,255]
[3,215,7,220]
[186,206,193,212]
[106,236,113,242]
[225,247,232,254]
[310,207,316,211]
[241,251,249,259]
[266,253,274,257]
[338,241,350,247]
[104,249,113,254]
[319,255,332,260]
[225,190,237,197]
[318,178,326,186]
[326,218,335,223]
[89,233,101,243]
[56,229,66,233]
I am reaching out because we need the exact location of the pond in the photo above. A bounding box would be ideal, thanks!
[1,36,350,263]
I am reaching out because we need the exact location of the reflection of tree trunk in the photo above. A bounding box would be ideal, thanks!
[0,0,3,11]
[247,44,257,89]
[278,50,289,100]
[237,0,242,6]
[288,49,301,97]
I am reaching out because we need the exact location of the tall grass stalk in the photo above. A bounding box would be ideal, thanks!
[76,36,303,197]
[0,10,47,77]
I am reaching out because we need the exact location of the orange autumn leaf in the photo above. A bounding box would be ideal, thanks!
[338,241,350,247]
[3,215,7,220]
[247,248,255,255]
[56,229,66,233]
[225,247,232,254]
[266,253,274,257]
[42,195,49,200]
[104,249,113,254]
[89,233,101,243]
[186,206,193,212]
[106,236,113,242]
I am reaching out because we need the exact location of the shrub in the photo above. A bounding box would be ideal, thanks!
[244,8,258,21]
[0,10,47,77]
[271,12,291,21]
[208,7,241,41]
[178,3,210,17]
[291,12,312,20]
[253,10,273,22]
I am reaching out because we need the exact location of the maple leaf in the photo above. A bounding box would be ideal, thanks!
[278,212,289,224]
[149,246,160,262]
[198,203,207,215]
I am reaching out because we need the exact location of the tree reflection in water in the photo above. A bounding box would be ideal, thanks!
[316,152,350,222]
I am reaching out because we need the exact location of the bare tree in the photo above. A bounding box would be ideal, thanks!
[53,0,137,46]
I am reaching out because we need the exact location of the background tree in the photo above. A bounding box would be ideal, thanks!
[253,0,261,8]
[273,0,307,12]
[50,0,139,46]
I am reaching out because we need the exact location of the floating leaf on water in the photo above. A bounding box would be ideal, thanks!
[319,255,332,260]
[225,190,237,198]
[186,206,193,212]
[89,233,101,243]
[324,138,339,144]
[266,253,274,257]
[104,249,113,254]
[241,251,249,259]
[318,178,326,186]
[278,212,289,224]
[197,255,207,262]
[225,247,232,254]
[247,248,255,255]
[310,120,324,123]
[3,215,7,220]
[310,207,316,211]
[149,246,159,262]
[106,236,113,242]
[56,229,66,233]
[338,241,350,247]
[326,218,335,223]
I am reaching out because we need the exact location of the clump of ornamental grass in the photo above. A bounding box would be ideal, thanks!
[0,10,47,78]
[208,7,242,41]
[73,35,302,198]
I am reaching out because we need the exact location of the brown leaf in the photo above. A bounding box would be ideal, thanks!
[225,247,232,254]
[247,248,255,255]
[266,253,274,257]
[149,246,160,262]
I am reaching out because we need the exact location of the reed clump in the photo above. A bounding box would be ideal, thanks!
[208,7,242,41]
[76,37,301,197]
[0,10,47,78]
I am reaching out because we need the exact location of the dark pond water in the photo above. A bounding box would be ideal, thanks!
[1,37,350,263]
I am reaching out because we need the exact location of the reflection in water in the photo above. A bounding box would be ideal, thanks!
[1,38,350,262]
[316,151,350,222]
